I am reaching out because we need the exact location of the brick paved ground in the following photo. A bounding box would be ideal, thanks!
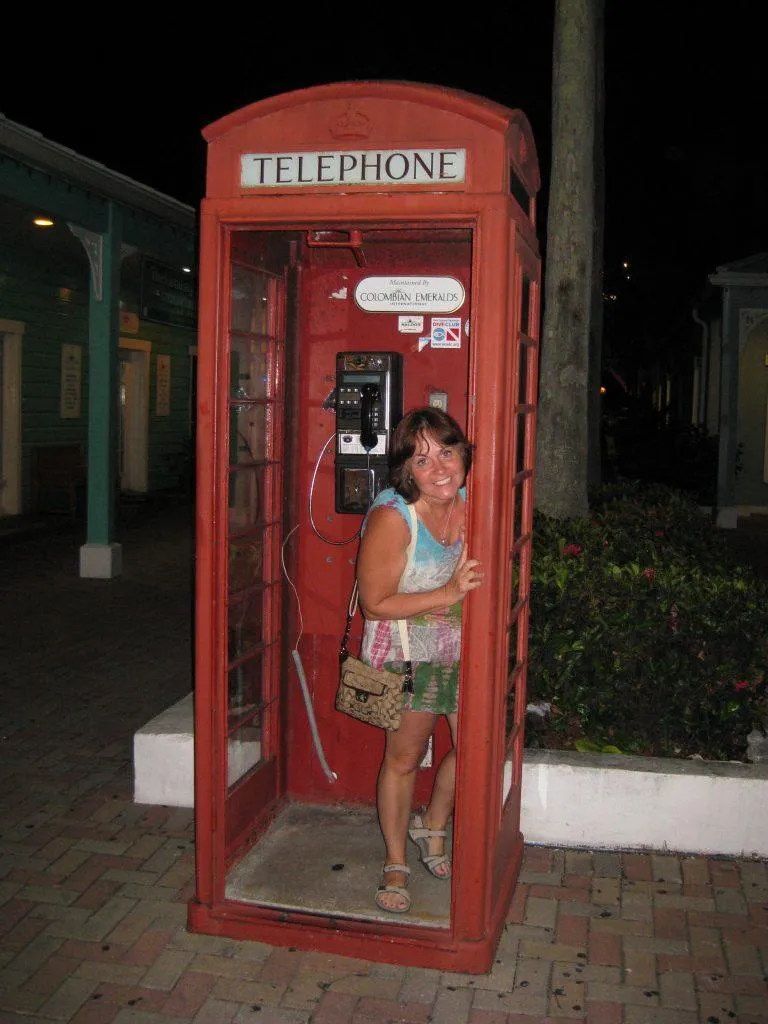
[0,502,766,1023]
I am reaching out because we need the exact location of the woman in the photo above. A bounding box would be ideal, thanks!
[356,407,483,913]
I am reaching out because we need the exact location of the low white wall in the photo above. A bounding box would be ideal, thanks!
[134,698,768,857]
[519,750,768,858]
[133,693,261,807]
[134,694,195,807]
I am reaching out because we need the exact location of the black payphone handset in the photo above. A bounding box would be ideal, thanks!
[359,383,381,453]
[335,352,403,513]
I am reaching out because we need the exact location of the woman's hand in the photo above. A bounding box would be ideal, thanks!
[440,542,484,607]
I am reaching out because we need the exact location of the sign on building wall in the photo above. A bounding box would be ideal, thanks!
[156,355,171,416]
[120,310,140,334]
[141,258,196,329]
[60,344,82,418]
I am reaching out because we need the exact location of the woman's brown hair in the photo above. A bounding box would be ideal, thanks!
[389,407,472,502]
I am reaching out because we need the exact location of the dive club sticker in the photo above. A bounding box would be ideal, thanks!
[430,317,462,348]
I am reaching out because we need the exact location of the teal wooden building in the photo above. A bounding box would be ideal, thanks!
[0,115,197,576]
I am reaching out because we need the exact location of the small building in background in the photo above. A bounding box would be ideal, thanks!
[694,254,768,526]
[0,115,197,574]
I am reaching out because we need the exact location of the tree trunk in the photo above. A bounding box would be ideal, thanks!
[535,0,601,517]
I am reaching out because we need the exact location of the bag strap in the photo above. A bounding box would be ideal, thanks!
[397,502,417,663]
[397,503,417,693]
[397,619,410,662]
[404,500,418,566]
[340,500,418,695]
[339,581,359,663]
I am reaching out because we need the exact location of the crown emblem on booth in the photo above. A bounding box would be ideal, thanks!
[330,104,373,139]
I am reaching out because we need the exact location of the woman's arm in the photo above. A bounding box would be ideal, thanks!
[357,506,483,621]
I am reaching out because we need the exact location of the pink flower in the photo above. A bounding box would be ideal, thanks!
[642,567,655,582]
[733,680,750,691]
[655,530,665,537]
[562,544,582,557]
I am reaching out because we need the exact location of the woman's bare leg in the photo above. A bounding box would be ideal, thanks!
[419,712,458,875]
[376,709,435,910]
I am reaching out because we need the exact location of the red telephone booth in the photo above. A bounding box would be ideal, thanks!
[189,81,541,973]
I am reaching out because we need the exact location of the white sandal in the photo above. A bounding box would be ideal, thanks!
[409,813,452,878]
[375,863,411,913]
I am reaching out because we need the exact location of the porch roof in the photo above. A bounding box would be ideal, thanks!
[710,252,768,287]
[0,114,195,228]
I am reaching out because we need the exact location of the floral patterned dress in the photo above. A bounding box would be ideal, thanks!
[360,487,464,714]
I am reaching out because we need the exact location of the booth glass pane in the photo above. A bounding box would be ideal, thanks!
[227,654,264,729]
[512,550,522,607]
[229,522,279,593]
[518,346,528,410]
[228,589,266,662]
[227,652,274,787]
[230,334,269,401]
[228,530,264,593]
[227,720,263,788]
[520,276,531,337]
[231,265,269,334]
[515,414,527,477]
[228,465,271,533]
[513,490,523,543]
[230,403,269,466]
[506,617,520,732]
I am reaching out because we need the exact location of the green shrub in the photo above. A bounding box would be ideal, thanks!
[526,482,768,761]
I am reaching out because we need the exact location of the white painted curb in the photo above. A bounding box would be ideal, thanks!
[133,694,195,807]
[134,696,768,857]
[519,750,768,858]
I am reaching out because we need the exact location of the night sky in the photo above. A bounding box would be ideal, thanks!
[4,7,765,338]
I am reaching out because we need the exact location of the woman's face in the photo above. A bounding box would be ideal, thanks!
[407,432,465,503]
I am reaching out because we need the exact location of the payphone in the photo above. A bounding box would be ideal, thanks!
[334,351,402,513]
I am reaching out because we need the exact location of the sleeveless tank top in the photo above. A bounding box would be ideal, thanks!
[360,487,464,668]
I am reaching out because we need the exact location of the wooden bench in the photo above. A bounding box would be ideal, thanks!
[31,443,86,519]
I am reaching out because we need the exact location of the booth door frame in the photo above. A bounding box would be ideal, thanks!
[222,254,288,862]
[489,227,541,912]
[450,198,539,944]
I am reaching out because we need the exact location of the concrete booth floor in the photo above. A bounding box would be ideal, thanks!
[226,803,451,929]
[0,499,767,1024]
